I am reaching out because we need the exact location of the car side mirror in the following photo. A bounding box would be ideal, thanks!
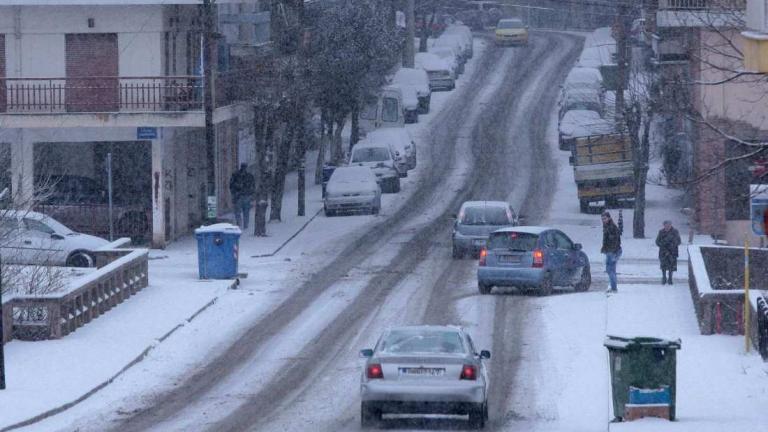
[51,233,65,240]
[480,350,491,359]
[573,243,583,251]
[360,349,374,358]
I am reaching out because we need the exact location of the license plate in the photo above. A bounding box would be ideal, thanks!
[399,367,445,377]
[499,255,521,263]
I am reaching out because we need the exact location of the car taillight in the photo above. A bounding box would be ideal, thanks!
[367,364,384,379]
[532,249,544,268]
[460,364,477,380]
[479,248,487,266]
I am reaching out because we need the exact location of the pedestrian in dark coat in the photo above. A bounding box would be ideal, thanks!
[601,211,622,292]
[656,220,681,285]
[229,163,255,229]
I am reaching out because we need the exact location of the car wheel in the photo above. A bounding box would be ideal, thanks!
[539,273,554,296]
[574,264,592,292]
[483,401,489,421]
[361,402,381,428]
[478,282,492,295]
[468,403,485,429]
[67,251,95,268]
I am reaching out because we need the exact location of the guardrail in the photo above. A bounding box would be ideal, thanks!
[2,239,148,343]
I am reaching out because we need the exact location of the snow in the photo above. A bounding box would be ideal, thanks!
[559,109,614,138]
[325,167,377,195]
[0,39,493,432]
[193,223,241,234]
[415,52,450,73]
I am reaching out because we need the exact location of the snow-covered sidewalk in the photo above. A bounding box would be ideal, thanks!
[515,61,768,431]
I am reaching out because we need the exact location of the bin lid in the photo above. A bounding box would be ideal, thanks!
[604,335,681,350]
[195,223,242,235]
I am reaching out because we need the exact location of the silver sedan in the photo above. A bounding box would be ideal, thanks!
[359,325,491,429]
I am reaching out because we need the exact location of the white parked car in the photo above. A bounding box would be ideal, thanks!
[392,68,431,114]
[564,67,604,94]
[349,140,402,193]
[429,45,461,77]
[560,87,604,119]
[558,110,615,151]
[391,83,420,124]
[323,166,381,217]
[366,128,417,174]
[358,86,406,137]
[0,210,108,267]
[433,35,466,73]
[416,52,455,91]
[443,24,474,60]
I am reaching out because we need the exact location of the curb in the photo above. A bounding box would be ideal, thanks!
[251,208,323,258]
[0,281,234,432]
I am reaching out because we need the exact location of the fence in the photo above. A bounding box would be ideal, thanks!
[2,240,148,343]
[0,76,202,113]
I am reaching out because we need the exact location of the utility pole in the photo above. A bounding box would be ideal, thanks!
[615,1,630,122]
[203,0,217,220]
[404,0,415,68]
[1,258,6,390]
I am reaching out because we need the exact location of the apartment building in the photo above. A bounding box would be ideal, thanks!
[0,0,270,247]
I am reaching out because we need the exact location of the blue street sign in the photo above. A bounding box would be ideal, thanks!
[137,127,158,140]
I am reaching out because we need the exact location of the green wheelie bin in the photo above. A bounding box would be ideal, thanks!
[604,336,681,421]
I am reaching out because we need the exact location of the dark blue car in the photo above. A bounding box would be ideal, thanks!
[476,226,591,295]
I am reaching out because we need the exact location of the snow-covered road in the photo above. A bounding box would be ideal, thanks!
[20,31,585,432]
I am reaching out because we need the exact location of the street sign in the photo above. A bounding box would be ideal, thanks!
[750,185,768,236]
[137,127,158,140]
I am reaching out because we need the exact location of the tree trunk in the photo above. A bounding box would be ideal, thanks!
[254,111,276,236]
[350,102,360,148]
[332,114,346,165]
[252,107,268,236]
[270,119,294,221]
[315,110,330,185]
[297,106,306,217]
[632,110,652,239]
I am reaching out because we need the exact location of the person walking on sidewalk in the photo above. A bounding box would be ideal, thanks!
[601,211,622,292]
[655,220,681,285]
[229,163,255,229]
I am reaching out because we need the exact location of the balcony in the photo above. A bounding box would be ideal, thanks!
[657,0,744,28]
[0,76,202,114]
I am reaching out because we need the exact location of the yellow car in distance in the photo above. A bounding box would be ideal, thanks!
[495,18,528,46]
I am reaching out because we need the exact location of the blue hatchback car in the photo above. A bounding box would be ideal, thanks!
[476,226,591,295]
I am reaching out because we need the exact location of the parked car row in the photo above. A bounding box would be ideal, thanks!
[559,27,636,213]
[324,128,418,216]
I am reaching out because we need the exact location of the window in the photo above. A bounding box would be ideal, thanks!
[381,97,399,122]
[488,232,538,251]
[360,97,378,120]
[24,218,55,235]
[542,232,557,249]
[461,206,511,225]
[379,329,466,354]
[351,147,390,163]
[553,231,573,250]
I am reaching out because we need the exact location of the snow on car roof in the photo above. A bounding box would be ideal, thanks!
[367,128,412,141]
[415,52,450,71]
[566,67,603,84]
[559,111,614,137]
[386,324,463,334]
[393,68,428,85]
[492,226,549,235]
[353,139,391,150]
[329,166,375,181]
[591,27,616,45]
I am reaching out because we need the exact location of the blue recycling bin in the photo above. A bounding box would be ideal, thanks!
[195,223,241,279]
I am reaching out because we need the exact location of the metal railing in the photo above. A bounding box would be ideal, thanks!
[659,0,710,9]
[0,76,202,113]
